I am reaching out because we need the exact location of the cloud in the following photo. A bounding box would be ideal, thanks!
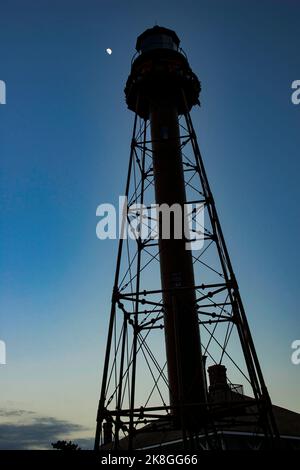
[0,409,35,418]
[0,408,93,450]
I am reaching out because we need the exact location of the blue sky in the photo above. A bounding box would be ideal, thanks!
[0,0,299,448]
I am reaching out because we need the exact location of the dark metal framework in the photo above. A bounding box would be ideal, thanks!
[94,100,279,451]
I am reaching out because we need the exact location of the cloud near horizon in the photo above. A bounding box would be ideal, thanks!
[0,408,93,450]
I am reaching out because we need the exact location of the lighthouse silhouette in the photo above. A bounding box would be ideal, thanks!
[95,26,279,451]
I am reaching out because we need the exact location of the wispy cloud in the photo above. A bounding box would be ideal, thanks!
[0,408,93,450]
[0,409,35,418]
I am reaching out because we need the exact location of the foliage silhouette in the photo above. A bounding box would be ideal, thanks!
[51,440,81,451]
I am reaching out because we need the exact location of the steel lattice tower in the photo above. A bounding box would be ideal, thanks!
[95,26,279,451]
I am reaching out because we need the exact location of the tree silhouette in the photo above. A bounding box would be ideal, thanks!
[51,440,81,451]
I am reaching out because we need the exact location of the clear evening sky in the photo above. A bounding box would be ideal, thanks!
[0,0,299,449]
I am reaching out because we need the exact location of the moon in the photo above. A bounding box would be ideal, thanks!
[106,48,112,55]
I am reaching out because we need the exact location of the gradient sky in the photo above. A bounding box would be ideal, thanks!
[0,0,299,449]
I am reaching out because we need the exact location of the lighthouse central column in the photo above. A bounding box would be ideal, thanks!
[149,95,207,427]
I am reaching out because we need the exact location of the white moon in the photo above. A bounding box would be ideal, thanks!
[106,48,112,55]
